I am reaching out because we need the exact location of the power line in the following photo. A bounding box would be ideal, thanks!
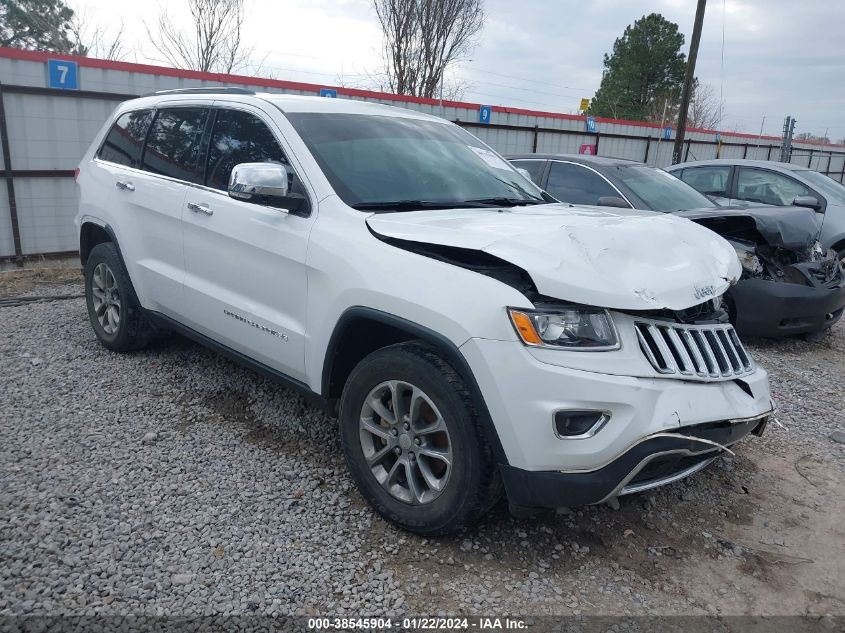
[464,65,588,93]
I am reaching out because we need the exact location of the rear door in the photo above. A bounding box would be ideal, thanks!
[180,103,315,382]
[93,105,208,315]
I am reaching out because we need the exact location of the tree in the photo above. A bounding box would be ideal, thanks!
[372,0,485,98]
[0,0,75,52]
[686,81,722,130]
[590,13,686,121]
[146,0,249,74]
[68,10,127,61]
[796,132,831,144]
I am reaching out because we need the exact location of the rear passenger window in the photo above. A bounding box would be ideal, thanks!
[509,159,545,186]
[141,108,209,182]
[679,166,731,197]
[98,110,153,168]
[546,161,619,205]
[205,109,289,191]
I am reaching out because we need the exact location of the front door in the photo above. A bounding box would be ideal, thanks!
[181,105,313,382]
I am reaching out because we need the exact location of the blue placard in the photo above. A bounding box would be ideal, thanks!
[319,88,337,98]
[478,105,492,124]
[48,59,78,90]
[663,126,673,140]
[714,131,721,143]
[586,116,596,133]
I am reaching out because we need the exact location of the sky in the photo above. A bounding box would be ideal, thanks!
[69,0,845,142]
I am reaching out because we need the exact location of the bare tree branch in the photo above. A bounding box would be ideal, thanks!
[372,0,484,98]
[68,9,127,60]
[686,82,722,130]
[145,0,250,73]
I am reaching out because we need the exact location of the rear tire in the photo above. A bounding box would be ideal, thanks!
[339,342,501,535]
[84,242,154,352]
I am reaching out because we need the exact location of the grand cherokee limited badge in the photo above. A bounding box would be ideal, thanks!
[223,309,289,341]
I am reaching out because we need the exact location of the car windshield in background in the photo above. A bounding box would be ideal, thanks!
[614,165,715,212]
[795,170,845,206]
[285,112,546,210]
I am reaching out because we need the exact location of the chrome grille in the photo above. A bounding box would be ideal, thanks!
[634,320,753,379]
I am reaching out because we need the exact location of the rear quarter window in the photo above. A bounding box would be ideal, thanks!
[98,110,153,168]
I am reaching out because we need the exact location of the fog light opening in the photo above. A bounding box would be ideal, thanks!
[553,410,610,439]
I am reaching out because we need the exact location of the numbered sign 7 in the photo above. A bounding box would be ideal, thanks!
[48,60,79,90]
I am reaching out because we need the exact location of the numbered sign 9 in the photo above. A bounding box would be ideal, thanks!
[478,105,492,124]
[48,59,79,90]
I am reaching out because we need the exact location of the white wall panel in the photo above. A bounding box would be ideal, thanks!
[15,177,77,254]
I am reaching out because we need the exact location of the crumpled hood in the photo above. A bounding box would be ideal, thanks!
[675,206,819,251]
[367,204,741,310]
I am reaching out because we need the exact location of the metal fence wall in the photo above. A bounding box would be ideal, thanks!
[2,46,844,263]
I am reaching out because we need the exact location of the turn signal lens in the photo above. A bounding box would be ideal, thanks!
[508,309,542,345]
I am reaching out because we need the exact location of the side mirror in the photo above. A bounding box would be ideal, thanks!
[596,196,630,208]
[228,162,306,212]
[792,195,822,212]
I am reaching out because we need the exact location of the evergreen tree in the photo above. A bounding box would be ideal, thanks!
[0,0,75,52]
[590,13,686,122]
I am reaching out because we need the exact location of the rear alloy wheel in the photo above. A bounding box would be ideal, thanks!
[84,242,154,352]
[339,342,500,535]
[91,262,122,335]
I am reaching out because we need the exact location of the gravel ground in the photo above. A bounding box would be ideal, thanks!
[1,270,843,621]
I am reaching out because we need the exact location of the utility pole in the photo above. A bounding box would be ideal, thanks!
[672,0,707,165]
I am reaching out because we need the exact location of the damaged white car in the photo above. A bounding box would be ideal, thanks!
[75,91,773,535]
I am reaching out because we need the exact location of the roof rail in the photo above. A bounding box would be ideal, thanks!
[144,87,256,97]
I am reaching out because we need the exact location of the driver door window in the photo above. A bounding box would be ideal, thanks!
[735,167,810,206]
[205,109,306,200]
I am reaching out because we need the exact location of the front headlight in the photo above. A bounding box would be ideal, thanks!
[508,306,619,350]
[733,243,763,275]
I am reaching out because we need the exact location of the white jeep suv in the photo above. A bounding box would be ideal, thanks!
[75,88,773,535]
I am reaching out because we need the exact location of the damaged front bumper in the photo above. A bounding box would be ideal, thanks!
[731,258,845,337]
[460,336,773,510]
[500,413,769,509]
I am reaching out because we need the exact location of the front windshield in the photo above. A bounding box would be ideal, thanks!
[614,165,715,211]
[795,170,845,206]
[285,112,545,209]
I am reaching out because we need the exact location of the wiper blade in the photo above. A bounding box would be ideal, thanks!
[351,199,498,211]
[463,197,545,207]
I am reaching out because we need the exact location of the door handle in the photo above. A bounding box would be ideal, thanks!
[187,201,213,216]
[115,180,134,191]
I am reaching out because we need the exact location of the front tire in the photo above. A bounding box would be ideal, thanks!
[84,242,153,352]
[339,342,500,535]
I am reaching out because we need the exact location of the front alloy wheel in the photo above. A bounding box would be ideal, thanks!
[359,380,452,505]
[339,342,501,535]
